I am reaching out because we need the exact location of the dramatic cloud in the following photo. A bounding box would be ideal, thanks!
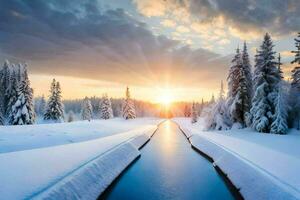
[0,0,230,88]
[134,0,300,37]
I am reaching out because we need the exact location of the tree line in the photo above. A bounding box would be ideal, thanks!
[194,32,300,134]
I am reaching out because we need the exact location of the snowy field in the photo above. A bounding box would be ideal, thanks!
[0,118,162,199]
[0,118,161,153]
[174,118,300,199]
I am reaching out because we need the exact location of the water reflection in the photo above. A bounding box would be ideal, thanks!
[101,121,233,200]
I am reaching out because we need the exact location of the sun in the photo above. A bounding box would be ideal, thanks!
[157,88,174,107]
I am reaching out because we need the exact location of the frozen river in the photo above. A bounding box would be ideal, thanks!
[100,120,234,200]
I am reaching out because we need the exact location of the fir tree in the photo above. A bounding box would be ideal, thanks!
[277,53,284,79]
[191,102,198,123]
[81,97,93,121]
[8,66,35,125]
[227,47,250,126]
[290,32,300,129]
[0,60,11,123]
[250,33,281,133]
[184,104,191,117]
[44,79,64,122]
[270,84,288,134]
[67,110,75,122]
[100,94,113,120]
[122,87,136,119]
[6,66,19,117]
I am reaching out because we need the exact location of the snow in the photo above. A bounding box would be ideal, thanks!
[0,118,160,199]
[173,118,300,200]
[0,118,160,153]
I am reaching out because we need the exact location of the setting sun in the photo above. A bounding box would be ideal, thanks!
[157,89,174,106]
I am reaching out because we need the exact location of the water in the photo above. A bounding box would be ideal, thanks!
[100,120,234,200]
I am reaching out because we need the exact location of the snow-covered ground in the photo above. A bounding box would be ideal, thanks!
[174,118,300,200]
[0,118,161,199]
[0,118,160,153]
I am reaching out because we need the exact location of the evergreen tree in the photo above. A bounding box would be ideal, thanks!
[277,53,284,79]
[67,110,75,122]
[191,102,198,123]
[0,60,11,123]
[100,94,113,120]
[290,32,300,129]
[210,94,215,104]
[81,97,93,121]
[44,79,64,122]
[122,87,136,119]
[39,95,46,116]
[227,47,251,126]
[183,104,191,117]
[250,33,281,133]
[242,42,253,100]
[205,81,231,130]
[6,66,19,117]
[8,66,35,125]
[270,84,288,134]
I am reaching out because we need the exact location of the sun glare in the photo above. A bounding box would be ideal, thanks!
[157,89,174,106]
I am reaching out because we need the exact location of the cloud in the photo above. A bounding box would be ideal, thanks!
[0,0,230,89]
[176,26,190,33]
[132,0,168,17]
[160,19,176,28]
[134,0,300,38]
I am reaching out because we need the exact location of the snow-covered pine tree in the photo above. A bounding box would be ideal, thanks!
[0,61,11,119]
[81,97,93,121]
[250,33,281,133]
[122,87,136,119]
[44,79,64,122]
[270,83,288,134]
[67,110,75,122]
[100,94,113,120]
[191,102,198,123]
[277,53,284,79]
[290,32,300,129]
[183,104,191,117]
[6,66,19,117]
[210,94,215,104]
[39,95,46,116]
[227,47,250,126]
[242,42,253,100]
[8,65,35,125]
[205,81,231,130]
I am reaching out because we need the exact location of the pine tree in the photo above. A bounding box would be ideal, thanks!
[250,33,281,133]
[290,32,300,129]
[44,79,64,122]
[270,84,288,134]
[277,53,284,79]
[6,66,19,117]
[122,87,136,119]
[205,81,231,130]
[227,47,250,125]
[81,97,93,121]
[39,95,46,116]
[0,61,9,124]
[67,110,75,122]
[8,66,35,125]
[191,102,198,123]
[100,94,113,120]
[210,94,215,104]
[183,104,191,117]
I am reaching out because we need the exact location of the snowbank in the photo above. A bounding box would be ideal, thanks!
[0,118,161,153]
[0,123,158,199]
[174,118,300,200]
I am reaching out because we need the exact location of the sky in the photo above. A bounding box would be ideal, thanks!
[0,0,299,102]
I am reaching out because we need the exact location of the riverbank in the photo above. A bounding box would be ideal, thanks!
[174,118,300,200]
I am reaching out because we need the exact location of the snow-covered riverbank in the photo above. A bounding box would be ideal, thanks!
[174,118,300,200]
[0,118,161,199]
